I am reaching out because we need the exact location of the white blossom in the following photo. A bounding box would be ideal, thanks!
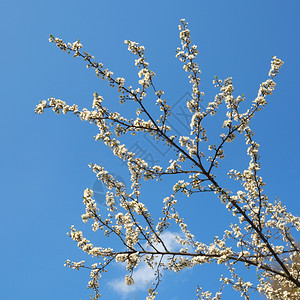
[35,19,299,300]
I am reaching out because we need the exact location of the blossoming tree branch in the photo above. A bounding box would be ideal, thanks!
[35,19,299,299]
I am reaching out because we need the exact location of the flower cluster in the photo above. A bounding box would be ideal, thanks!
[36,20,299,300]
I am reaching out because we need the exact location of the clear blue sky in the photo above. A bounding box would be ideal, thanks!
[1,1,299,299]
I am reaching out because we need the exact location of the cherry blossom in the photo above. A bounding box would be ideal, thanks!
[36,19,299,299]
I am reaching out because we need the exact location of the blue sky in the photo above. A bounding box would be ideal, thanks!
[1,0,299,299]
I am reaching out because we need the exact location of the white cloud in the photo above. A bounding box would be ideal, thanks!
[108,261,155,296]
[108,231,182,298]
